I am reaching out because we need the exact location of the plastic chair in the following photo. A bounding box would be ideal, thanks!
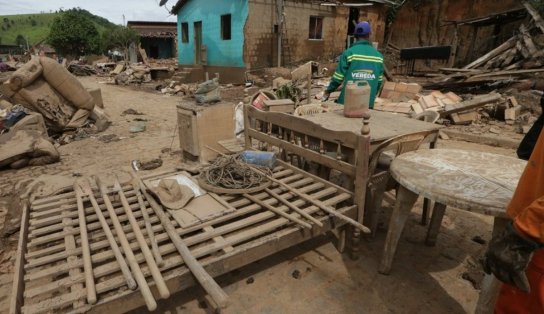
[412,111,440,124]
[365,130,438,237]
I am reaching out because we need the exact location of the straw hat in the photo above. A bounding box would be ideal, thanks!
[150,179,194,210]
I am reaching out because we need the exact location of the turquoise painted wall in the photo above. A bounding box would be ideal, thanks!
[176,0,248,67]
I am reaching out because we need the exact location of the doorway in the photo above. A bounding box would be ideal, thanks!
[150,45,159,59]
[194,21,202,65]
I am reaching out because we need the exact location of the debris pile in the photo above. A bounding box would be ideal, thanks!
[374,80,524,126]
[67,63,97,76]
[115,64,152,85]
[0,57,111,169]
[427,2,544,91]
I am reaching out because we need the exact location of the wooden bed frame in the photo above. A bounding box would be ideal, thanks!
[10,107,371,314]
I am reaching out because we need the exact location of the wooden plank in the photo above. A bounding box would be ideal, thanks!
[248,129,357,177]
[246,105,361,149]
[8,203,29,314]
[523,1,544,34]
[463,36,517,69]
[466,68,544,81]
[520,24,538,55]
[441,93,502,117]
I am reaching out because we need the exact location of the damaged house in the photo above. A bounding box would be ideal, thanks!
[171,0,388,83]
[127,21,178,59]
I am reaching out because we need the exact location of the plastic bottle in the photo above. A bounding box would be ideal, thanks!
[240,151,277,169]
[344,80,370,118]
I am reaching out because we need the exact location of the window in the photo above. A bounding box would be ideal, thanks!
[221,14,232,40]
[309,16,323,40]
[181,22,189,43]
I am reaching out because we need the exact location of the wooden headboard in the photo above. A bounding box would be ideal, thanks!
[243,104,371,223]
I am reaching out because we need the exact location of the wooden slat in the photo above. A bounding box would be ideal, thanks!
[8,202,29,314]
[248,129,356,177]
[24,187,347,294]
[246,105,360,148]
[23,196,353,312]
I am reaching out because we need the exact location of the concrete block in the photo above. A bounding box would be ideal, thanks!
[505,106,521,121]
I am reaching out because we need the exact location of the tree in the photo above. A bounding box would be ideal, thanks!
[101,26,140,62]
[47,10,101,58]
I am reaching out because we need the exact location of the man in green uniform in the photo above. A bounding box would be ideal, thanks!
[322,21,384,108]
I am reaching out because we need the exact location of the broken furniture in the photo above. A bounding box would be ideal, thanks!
[11,103,371,312]
[0,57,104,133]
[365,130,438,237]
[0,112,59,169]
[177,101,235,163]
[376,149,526,313]
[243,104,371,257]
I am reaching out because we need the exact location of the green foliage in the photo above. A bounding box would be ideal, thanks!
[101,26,140,59]
[30,19,37,27]
[0,10,115,46]
[47,10,101,57]
[275,82,302,104]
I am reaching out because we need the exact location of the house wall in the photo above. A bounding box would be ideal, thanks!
[176,0,248,67]
[389,0,521,67]
[245,0,354,68]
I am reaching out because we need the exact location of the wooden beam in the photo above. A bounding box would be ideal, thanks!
[523,1,544,34]
[440,93,502,117]
[463,36,517,69]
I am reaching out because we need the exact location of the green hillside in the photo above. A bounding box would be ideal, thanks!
[0,10,117,46]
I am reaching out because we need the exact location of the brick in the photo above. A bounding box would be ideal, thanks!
[419,95,439,108]
[404,83,422,94]
[431,91,447,99]
[507,96,519,108]
[395,83,409,92]
[382,81,396,91]
[445,92,462,103]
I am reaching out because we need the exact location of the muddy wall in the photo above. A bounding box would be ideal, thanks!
[245,0,349,68]
[390,0,523,67]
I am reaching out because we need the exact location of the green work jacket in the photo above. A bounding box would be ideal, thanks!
[326,40,384,107]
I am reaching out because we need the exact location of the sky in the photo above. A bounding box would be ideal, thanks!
[0,0,178,25]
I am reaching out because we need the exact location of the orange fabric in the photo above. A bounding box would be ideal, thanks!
[507,130,544,241]
[497,125,544,313]
[495,250,544,313]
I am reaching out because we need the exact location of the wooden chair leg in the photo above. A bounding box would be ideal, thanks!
[330,227,346,253]
[425,202,447,246]
[348,225,361,260]
[378,185,418,275]
[421,198,433,226]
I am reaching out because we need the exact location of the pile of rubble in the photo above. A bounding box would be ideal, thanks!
[427,2,544,91]
[373,80,526,127]
[0,56,110,169]
[112,64,152,85]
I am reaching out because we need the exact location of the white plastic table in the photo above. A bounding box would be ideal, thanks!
[378,149,526,313]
